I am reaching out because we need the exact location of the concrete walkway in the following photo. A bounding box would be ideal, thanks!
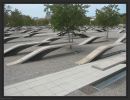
[4,54,126,96]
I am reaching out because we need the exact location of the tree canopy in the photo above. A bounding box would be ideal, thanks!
[4,4,125,29]
[44,4,90,34]
[119,13,126,24]
[95,4,120,28]
[95,4,121,39]
[4,5,49,27]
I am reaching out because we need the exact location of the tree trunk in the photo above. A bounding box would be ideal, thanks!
[106,27,109,40]
[67,32,72,49]
[71,32,74,43]
[67,32,71,43]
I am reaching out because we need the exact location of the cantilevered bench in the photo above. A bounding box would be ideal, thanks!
[23,29,47,37]
[4,41,50,56]
[118,29,126,33]
[74,33,89,38]
[4,33,12,37]
[95,29,105,32]
[4,36,19,43]
[36,37,61,46]
[4,55,126,96]
[78,36,101,45]
[95,43,126,60]
[122,38,126,43]
[40,37,60,43]
[23,32,39,37]
[19,30,29,33]
[76,42,123,65]
[115,34,126,43]
[4,37,61,56]
[7,43,73,66]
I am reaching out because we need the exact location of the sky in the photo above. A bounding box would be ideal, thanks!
[5,4,126,18]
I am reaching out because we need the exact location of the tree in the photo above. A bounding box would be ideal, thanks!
[22,15,35,26]
[4,7,48,27]
[9,9,24,27]
[4,6,37,27]
[120,13,126,24]
[4,5,12,26]
[95,4,120,39]
[36,18,49,26]
[44,4,90,44]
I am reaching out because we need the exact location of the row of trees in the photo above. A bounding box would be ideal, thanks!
[44,4,126,41]
[4,4,126,41]
[90,9,125,27]
[4,5,49,27]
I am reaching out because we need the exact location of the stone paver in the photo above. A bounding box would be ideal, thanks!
[4,55,126,96]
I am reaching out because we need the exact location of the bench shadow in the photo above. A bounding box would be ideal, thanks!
[6,40,32,43]
[27,51,76,63]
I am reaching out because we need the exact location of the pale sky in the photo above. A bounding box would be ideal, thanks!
[5,4,126,18]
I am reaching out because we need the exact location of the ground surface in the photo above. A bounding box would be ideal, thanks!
[4,27,126,96]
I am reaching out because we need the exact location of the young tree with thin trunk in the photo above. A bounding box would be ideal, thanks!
[95,4,120,39]
[44,4,90,46]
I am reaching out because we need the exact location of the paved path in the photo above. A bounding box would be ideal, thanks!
[4,54,126,96]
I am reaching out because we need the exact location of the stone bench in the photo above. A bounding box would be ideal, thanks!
[76,42,123,65]
[78,36,101,45]
[7,43,73,66]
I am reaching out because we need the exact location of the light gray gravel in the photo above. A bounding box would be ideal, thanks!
[4,27,126,96]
